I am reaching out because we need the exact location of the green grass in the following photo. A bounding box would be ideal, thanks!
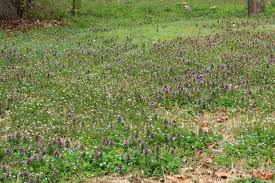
[0,0,275,182]
[215,127,275,168]
[233,178,267,183]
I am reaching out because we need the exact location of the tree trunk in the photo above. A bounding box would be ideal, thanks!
[248,0,265,16]
[0,0,33,20]
[0,0,20,20]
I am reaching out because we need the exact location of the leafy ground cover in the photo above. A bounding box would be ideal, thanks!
[0,0,274,182]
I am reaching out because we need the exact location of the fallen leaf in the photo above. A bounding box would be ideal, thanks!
[252,170,273,180]
[167,176,191,183]
[214,170,231,179]
[177,176,192,183]
[176,176,188,180]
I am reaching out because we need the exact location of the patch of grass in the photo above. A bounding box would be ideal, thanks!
[0,0,274,182]
[153,30,274,113]
[215,127,275,168]
[233,177,267,183]
[0,125,218,181]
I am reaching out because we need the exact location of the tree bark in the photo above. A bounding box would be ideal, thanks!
[248,0,265,16]
[0,0,33,20]
[0,0,20,20]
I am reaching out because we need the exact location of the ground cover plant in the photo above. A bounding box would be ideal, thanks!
[0,0,274,182]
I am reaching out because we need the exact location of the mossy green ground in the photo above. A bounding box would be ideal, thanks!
[0,0,274,182]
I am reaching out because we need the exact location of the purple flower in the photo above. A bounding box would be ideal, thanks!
[54,137,64,147]
[5,148,13,155]
[143,149,150,155]
[26,157,33,165]
[220,64,227,70]
[4,173,11,180]
[162,85,171,95]
[22,171,28,177]
[123,140,129,146]
[223,83,232,91]
[242,79,249,85]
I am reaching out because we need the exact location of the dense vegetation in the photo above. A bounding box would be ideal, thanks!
[0,0,274,182]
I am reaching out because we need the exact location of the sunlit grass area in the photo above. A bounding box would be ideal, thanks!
[0,0,274,182]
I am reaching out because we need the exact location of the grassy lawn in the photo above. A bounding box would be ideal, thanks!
[0,0,274,182]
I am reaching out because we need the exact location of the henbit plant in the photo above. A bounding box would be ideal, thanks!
[0,0,274,182]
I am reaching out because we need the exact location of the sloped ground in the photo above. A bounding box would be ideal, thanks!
[94,113,274,183]
[0,1,274,182]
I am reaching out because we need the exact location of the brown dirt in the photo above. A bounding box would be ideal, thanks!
[195,111,229,133]
[0,110,11,141]
[0,19,67,31]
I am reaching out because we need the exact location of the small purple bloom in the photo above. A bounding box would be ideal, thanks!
[22,171,28,177]
[223,83,232,91]
[162,85,171,95]
[242,79,249,85]
[26,157,33,165]
[5,148,13,155]
[143,149,150,155]
[123,140,129,146]
[220,64,227,70]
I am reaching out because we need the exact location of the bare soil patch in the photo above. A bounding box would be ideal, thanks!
[0,19,66,30]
